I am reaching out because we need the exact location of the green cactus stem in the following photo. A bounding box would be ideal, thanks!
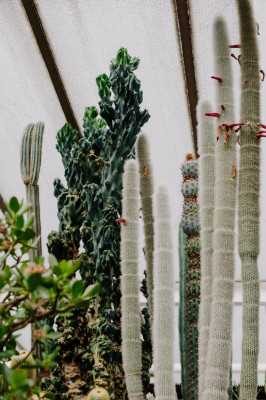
[153,182,175,400]
[178,223,187,400]
[120,159,144,400]
[236,1,261,399]
[203,17,237,400]
[180,154,200,400]
[197,100,215,400]
[20,121,44,258]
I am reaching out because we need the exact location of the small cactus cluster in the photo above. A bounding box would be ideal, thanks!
[179,154,200,400]
[43,49,151,400]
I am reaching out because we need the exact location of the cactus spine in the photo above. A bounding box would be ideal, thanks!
[20,121,44,259]
[236,1,260,398]
[204,17,237,400]
[120,159,144,400]
[137,133,154,342]
[197,100,215,400]
[180,154,200,400]
[153,182,175,400]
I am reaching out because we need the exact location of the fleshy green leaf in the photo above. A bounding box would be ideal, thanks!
[9,197,19,213]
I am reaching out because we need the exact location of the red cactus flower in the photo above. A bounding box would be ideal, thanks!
[211,76,222,82]
[115,218,127,226]
[205,113,220,118]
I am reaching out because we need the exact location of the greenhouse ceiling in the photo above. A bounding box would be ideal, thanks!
[1,0,266,281]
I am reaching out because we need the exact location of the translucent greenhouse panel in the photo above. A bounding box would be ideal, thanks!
[0,2,66,258]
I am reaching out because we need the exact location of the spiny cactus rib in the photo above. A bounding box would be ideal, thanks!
[236,1,260,399]
[153,182,175,400]
[137,133,154,343]
[121,159,144,400]
[180,154,200,400]
[197,101,215,400]
[204,17,237,400]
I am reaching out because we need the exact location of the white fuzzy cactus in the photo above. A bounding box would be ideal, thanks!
[236,0,261,398]
[137,133,154,342]
[153,182,176,400]
[120,159,144,400]
[204,17,237,400]
[197,100,215,400]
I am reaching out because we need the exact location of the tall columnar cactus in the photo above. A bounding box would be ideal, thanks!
[120,159,144,400]
[44,49,150,400]
[203,17,237,400]
[197,100,215,400]
[236,1,261,398]
[153,182,175,400]
[180,154,200,400]
[178,224,187,400]
[20,121,44,258]
[137,133,154,341]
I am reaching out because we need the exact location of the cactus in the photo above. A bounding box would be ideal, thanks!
[178,223,187,400]
[119,138,175,400]
[235,1,261,399]
[153,182,175,400]
[180,154,200,400]
[44,49,150,400]
[20,121,44,259]
[197,100,215,400]
[120,159,144,400]
[203,17,237,400]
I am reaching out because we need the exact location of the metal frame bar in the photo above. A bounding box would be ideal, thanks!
[21,0,81,137]
[173,0,199,157]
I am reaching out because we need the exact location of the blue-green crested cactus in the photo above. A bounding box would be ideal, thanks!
[180,153,200,400]
[203,17,237,400]
[44,49,150,400]
[235,1,261,399]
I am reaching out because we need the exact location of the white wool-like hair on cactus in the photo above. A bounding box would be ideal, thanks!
[120,159,144,400]
[153,182,176,400]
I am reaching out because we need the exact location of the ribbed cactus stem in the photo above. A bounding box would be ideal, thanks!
[137,133,154,342]
[153,182,175,400]
[180,154,200,400]
[236,1,260,399]
[197,100,215,400]
[178,223,187,400]
[20,121,44,259]
[204,17,237,400]
[120,159,144,400]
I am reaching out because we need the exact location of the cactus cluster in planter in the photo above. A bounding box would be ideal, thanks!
[43,48,151,400]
